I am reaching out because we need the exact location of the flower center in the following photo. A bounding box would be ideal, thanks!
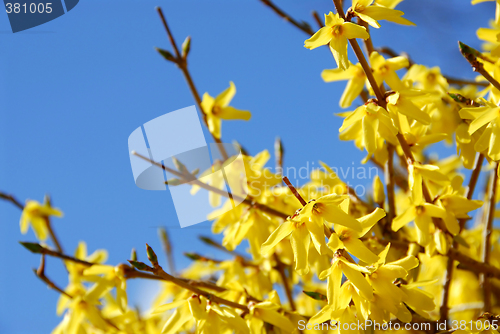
[331,25,343,36]
[355,4,365,11]
[212,105,221,115]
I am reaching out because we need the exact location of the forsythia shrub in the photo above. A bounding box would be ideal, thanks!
[7,0,500,333]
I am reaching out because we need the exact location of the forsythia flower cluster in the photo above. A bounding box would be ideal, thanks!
[13,0,500,333]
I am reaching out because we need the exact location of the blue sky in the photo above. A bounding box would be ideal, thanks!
[0,0,495,333]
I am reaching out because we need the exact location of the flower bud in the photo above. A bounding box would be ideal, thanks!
[373,175,385,205]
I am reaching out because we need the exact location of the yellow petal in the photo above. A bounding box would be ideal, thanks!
[161,305,192,334]
[290,224,310,275]
[362,115,379,154]
[342,22,370,40]
[356,11,381,28]
[344,237,380,264]
[214,81,236,107]
[468,107,499,134]
[340,76,366,108]
[207,114,222,139]
[392,206,415,231]
[261,221,294,256]
[218,106,251,121]
[329,36,350,71]
[304,26,332,50]
[201,93,215,115]
[320,204,363,231]
[340,260,373,300]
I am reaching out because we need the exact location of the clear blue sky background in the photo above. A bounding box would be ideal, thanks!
[0,0,495,333]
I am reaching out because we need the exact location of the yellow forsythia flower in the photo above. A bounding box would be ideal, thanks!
[20,199,63,241]
[201,81,251,139]
[304,12,369,70]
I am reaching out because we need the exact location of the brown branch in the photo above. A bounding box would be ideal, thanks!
[158,227,175,275]
[259,0,314,35]
[332,0,385,103]
[370,157,408,191]
[460,153,485,231]
[132,151,289,220]
[366,236,500,281]
[376,46,489,87]
[480,162,499,312]
[274,254,296,311]
[199,236,251,260]
[0,192,24,210]
[44,216,63,254]
[446,77,489,87]
[185,252,258,268]
[33,255,72,298]
[20,242,95,266]
[123,267,228,293]
[332,0,448,235]
[385,144,396,224]
[459,42,500,92]
[156,7,229,161]
[440,153,485,324]
[312,11,324,29]
[130,259,249,311]
[275,136,284,177]
[357,18,374,55]
[283,176,307,206]
[448,248,500,279]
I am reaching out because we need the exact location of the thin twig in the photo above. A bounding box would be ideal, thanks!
[44,216,63,254]
[20,242,95,266]
[132,151,289,219]
[312,11,324,29]
[440,153,485,323]
[446,77,489,87]
[357,18,374,55]
[33,255,72,298]
[185,252,258,268]
[156,7,229,161]
[368,237,500,280]
[480,162,498,312]
[0,192,24,210]
[199,236,251,260]
[274,254,296,311]
[459,42,500,92]
[158,227,176,274]
[283,176,307,206]
[376,46,489,87]
[275,136,284,177]
[259,0,314,35]
[385,144,396,224]
[332,0,448,235]
[132,259,249,311]
[369,157,408,191]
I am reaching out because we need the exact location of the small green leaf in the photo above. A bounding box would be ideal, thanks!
[199,236,218,247]
[303,290,327,301]
[146,243,158,266]
[155,47,176,62]
[128,260,150,271]
[19,242,44,254]
[172,157,190,176]
[448,93,465,103]
[182,36,191,58]
[158,228,171,253]
[453,234,470,249]
[184,252,202,261]
[131,248,137,262]
[165,178,182,186]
